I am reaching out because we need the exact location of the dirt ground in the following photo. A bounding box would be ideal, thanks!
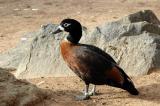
[28,71,160,106]
[0,0,160,106]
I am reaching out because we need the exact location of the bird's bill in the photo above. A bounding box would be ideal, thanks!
[52,25,64,34]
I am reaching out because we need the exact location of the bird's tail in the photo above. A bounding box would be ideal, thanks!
[116,66,139,95]
[122,77,139,95]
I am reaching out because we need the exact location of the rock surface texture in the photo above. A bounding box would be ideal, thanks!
[16,24,78,78]
[0,10,160,78]
[0,68,48,106]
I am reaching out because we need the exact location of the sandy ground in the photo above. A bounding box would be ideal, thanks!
[28,71,160,106]
[0,0,160,105]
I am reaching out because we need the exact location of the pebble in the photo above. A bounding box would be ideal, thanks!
[21,37,27,41]
[0,33,3,37]
[37,81,45,86]
[101,102,106,105]
[23,8,30,11]
[32,8,39,11]
[14,8,20,11]
[93,100,96,103]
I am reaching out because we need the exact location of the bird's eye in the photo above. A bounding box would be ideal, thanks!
[63,23,71,27]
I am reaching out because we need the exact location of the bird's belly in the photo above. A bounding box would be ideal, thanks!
[64,56,87,80]
[62,55,108,83]
[67,60,107,84]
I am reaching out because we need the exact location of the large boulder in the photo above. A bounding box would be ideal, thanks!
[0,68,48,106]
[1,10,160,78]
[15,24,87,78]
[82,10,160,76]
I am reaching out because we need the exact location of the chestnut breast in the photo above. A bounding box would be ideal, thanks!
[60,40,78,63]
[60,40,86,78]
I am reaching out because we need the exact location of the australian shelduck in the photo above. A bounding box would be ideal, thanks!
[52,19,139,100]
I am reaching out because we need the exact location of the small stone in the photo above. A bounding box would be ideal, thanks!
[77,11,81,14]
[101,102,106,105]
[0,34,3,37]
[32,8,39,11]
[14,8,20,11]
[21,37,27,41]
[37,81,45,86]
[93,100,96,103]
[23,8,30,11]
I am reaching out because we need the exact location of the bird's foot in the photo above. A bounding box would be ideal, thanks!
[88,91,97,96]
[75,94,90,101]
[81,90,96,96]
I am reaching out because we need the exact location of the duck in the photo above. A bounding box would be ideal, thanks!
[52,18,139,100]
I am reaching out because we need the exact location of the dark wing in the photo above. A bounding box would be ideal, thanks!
[79,44,130,79]
[73,44,120,84]
[80,44,117,64]
[74,44,114,72]
[73,44,129,85]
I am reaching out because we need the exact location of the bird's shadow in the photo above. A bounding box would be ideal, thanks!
[133,83,160,103]
[46,83,160,104]
[106,83,160,103]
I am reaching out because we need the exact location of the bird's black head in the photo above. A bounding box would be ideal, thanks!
[53,19,82,44]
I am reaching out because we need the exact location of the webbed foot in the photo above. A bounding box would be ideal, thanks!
[75,95,90,100]
[88,91,97,96]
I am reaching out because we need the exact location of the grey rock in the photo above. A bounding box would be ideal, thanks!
[118,10,160,25]
[16,24,87,78]
[82,10,160,76]
[93,32,160,76]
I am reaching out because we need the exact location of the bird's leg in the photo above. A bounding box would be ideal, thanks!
[88,84,96,96]
[76,84,90,100]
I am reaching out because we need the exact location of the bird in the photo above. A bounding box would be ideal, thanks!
[52,18,139,100]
